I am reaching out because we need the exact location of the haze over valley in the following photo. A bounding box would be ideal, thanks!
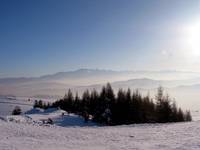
[0,69,200,110]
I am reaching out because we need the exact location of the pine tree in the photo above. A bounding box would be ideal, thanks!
[90,89,99,116]
[63,89,74,112]
[34,100,38,108]
[155,87,172,123]
[185,110,192,121]
[12,106,22,115]
[177,108,184,122]
[171,101,177,122]
[73,92,80,113]
[82,90,90,121]
[49,84,192,125]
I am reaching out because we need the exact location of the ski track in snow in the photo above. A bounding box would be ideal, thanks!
[1,119,200,150]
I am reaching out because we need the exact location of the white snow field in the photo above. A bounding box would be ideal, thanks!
[0,96,33,116]
[0,108,200,150]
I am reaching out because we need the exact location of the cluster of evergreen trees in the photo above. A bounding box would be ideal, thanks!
[50,83,192,125]
[34,100,51,109]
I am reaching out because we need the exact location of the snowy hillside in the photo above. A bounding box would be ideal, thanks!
[0,115,200,150]
[3,108,96,127]
[0,98,198,150]
[0,96,33,116]
[0,107,199,150]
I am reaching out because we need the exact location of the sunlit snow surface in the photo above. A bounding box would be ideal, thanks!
[1,118,200,150]
[1,97,200,150]
[0,97,33,116]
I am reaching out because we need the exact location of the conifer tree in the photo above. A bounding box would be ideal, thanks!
[50,83,192,125]
[12,106,22,115]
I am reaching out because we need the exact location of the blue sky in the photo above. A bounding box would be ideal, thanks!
[0,0,200,77]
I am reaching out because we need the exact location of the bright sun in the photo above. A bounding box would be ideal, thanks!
[186,21,200,56]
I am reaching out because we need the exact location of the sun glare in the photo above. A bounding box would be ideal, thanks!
[186,21,200,56]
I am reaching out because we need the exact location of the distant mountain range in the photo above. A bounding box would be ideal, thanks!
[0,69,200,96]
[1,68,200,84]
[1,69,200,110]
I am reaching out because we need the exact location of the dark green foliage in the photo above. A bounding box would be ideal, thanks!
[33,100,51,109]
[154,87,191,123]
[49,84,192,125]
[12,106,22,115]
[185,110,192,121]
[155,87,173,123]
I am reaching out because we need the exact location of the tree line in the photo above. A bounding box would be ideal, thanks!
[34,100,51,109]
[34,83,192,125]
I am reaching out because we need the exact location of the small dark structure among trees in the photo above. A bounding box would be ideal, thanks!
[40,83,192,125]
[12,106,22,115]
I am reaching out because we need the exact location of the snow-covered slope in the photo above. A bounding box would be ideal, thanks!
[0,117,200,150]
[0,108,199,150]
[4,108,96,127]
[0,96,33,116]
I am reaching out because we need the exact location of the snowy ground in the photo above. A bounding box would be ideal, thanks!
[0,108,200,150]
[0,96,200,150]
[0,96,33,116]
[1,118,200,150]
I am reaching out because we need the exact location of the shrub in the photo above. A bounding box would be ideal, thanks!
[12,106,22,115]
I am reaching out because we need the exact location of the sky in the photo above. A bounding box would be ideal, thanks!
[0,0,200,77]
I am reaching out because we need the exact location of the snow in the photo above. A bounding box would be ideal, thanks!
[0,96,33,116]
[191,111,200,121]
[1,118,200,150]
[3,108,97,127]
[0,107,200,150]
[0,97,200,150]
